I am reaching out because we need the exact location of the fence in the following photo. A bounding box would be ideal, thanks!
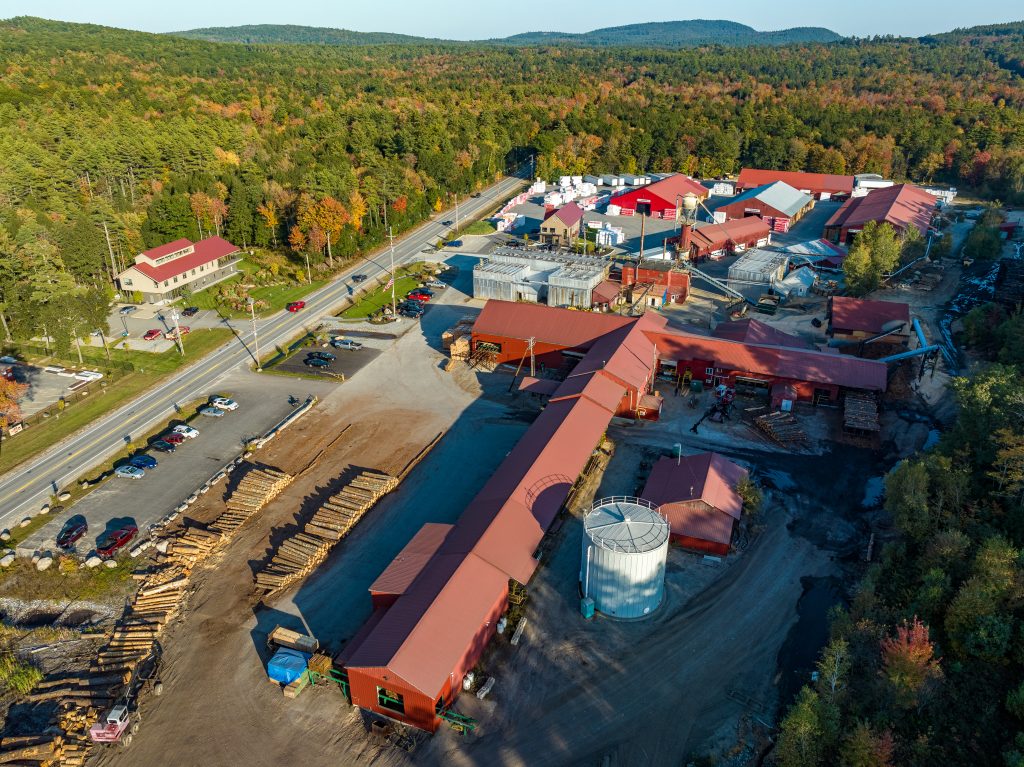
[4,345,135,373]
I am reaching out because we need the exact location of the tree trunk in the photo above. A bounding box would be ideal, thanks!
[196,216,204,240]
[100,331,111,362]
[326,236,334,269]
[75,336,83,364]
[0,311,11,343]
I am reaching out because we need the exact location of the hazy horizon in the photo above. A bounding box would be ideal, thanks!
[2,0,1021,41]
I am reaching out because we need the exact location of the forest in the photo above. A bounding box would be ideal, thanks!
[1,16,1023,358]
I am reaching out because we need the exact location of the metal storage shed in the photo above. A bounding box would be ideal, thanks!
[727,249,790,285]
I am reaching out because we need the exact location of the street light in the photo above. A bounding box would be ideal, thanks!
[248,297,261,371]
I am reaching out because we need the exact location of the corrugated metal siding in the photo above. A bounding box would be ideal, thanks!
[582,522,669,619]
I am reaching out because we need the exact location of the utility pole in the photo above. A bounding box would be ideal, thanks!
[248,297,261,371]
[170,310,184,357]
[529,336,536,378]
[388,226,397,318]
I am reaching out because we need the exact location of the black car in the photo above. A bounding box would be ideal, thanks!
[181,306,200,317]
[411,287,434,297]
[471,192,481,198]
[399,301,425,312]
[351,274,367,283]
[308,351,337,361]
[151,439,176,453]
[304,357,331,368]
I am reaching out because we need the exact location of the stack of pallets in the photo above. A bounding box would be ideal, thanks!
[754,411,807,447]
[210,466,293,536]
[254,470,398,594]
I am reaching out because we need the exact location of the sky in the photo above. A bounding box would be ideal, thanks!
[2,0,1021,39]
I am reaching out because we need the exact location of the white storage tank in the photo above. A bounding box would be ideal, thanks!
[580,497,669,620]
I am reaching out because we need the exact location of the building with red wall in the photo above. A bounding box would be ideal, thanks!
[713,182,814,233]
[609,174,708,218]
[667,217,772,261]
[641,453,749,555]
[620,261,691,306]
[823,184,936,245]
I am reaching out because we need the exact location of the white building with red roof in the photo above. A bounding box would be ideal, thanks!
[116,236,240,303]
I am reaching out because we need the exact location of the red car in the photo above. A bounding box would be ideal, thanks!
[143,329,162,341]
[286,301,306,312]
[162,432,185,444]
[406,291,431,302]
[96,525,138,558]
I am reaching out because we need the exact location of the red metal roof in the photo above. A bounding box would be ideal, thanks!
[611,175,707,210]
[737,169,854,196]
[130,236,239,283]
[473,300,632,349]
[140,238,193,261]
[567,313,666,394]
[829,296,911,334]
[824,184,935,236]
[544,201,584,227]
[368,523,452,597]
[552,371,627,411]
[711,318,815,349]
[591,279,621,305]
[517,376,561,396]
[646,327,888,390]
[689,217,771,252]
[642,453,748,545]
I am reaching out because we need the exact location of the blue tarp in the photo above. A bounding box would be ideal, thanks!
[267,648,310,684]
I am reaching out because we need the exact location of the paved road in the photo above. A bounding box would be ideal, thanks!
[0,174,525,526]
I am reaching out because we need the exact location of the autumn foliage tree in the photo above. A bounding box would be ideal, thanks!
[0,377,28,429]
[880,617,942,709]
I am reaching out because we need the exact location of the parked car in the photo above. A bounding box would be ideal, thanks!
[412,287,434,297]
[165,326,190,340]
[57,517,88,550]
[199,406,225,417]
[97,525,139,558]
[114,465,145,480]
[331,339,363,351]
[151,439,176,453]
[425,280,446,289]
[143,329,162,341]
[304,357,331,368]
[73,370,103,382]
[181,306,200,317]
[308,351,336,361]
[471,192,482,198]
[210,397,238,411]
[162,432,185,445]
[90,329,103,337]
[407,291,431,302]
[445,240,463,248]
[128,454,158,469]
[399,306,424,319]
[172,425,199,439]
[351,274,368,283]
[286,301,306,312]
[118,306,137,315]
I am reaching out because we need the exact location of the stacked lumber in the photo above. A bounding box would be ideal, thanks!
[755,411,807,446]
[211,466,293,536]
[441,317,475,350]
[163,528,220,568]
[449,336,470,361]
[254,470,398,593]
[843,391,880,433]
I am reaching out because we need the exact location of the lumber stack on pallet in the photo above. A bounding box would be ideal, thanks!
[843,391,880,434]
[254,470,398,593]
[211,466,293,536]
[755,411,808,446]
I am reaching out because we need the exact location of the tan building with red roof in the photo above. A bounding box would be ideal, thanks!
[641,452,749,555]
[116,236,240,303]
[539,202,584,246]
[823,184,936,245]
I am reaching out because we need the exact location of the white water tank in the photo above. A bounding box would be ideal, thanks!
[580,497,669,620]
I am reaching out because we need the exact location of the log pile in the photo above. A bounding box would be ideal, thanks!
[843,391,880,434]
[210,466,293,537]
[254,470,398,594]
[162,528,220,569]
[754,411,807,446]
[0,731,91,766]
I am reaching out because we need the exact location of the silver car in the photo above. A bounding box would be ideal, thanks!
[199,406,225,418]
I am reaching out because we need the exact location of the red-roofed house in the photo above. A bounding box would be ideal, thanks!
[737,169,854,200]
[609,174,709,219]
[827,296,912,352]
[823,184,936,245]
[540,202,584,246]
[116,236,240,303]
[641,453,749,554]
[669,217,773,261]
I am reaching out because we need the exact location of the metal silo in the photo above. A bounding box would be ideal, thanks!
[580,497,669,620]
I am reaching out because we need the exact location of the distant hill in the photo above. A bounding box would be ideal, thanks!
[923,20,1024,41]
[171,19,842,48]
[495,20,842,47]
[174,24,438,46]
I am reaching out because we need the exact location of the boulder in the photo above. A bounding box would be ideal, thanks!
[0,530,10,542]
[36,556,53,571]
[155,540,170,554]
[39,504,50,514]
[84,555,103,569]
[243,451,254,459]
[186,494,198,504]
[0,553,15,568]
[30,551,40,564]
[19,517,32,528]
[175,503,188,513]
[103,559,118,569]
[57,492,71,501]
